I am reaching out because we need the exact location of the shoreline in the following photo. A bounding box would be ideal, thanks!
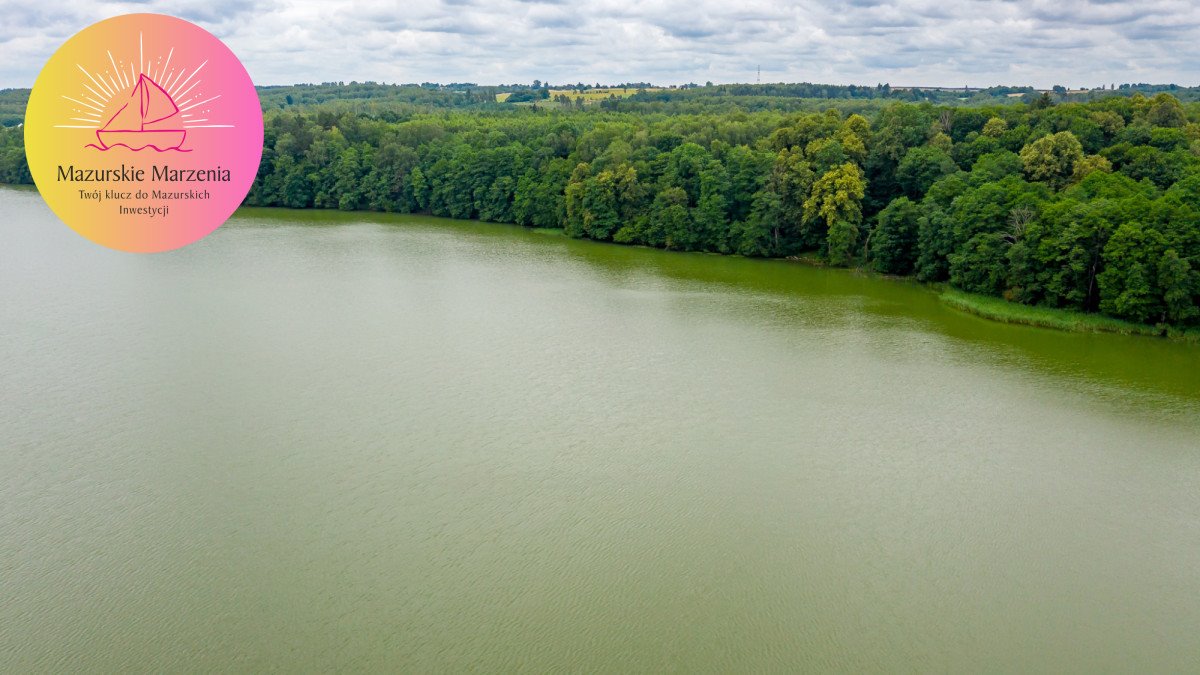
[939,288,1200,342]
[3,183,1196,342]
[252,203,1199,342]
[231,201,1199,342]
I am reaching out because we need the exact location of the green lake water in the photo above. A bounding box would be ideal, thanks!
[2,186,1199,671]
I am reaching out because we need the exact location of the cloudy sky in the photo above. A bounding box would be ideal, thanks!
[1,0,1197,89]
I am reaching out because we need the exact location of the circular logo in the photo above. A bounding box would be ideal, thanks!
[24,14,263,253]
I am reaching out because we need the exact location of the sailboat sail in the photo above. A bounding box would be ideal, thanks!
[139,76,179,126]
[95,73,187,151]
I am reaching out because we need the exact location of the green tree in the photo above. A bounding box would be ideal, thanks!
[1090,111,1125,137]
[759,148,815,253]
[1019,131,1084,188]
[565,163,643,241]
[805,162,866,265]
[694,164,730,251]
[871,197,921,274]
[1071,154,1112,183]
[654,187,695,250]
[836,113,871,163]
[896,146,957,199]
[1158,249,1199,324]
[1097,222,1166,323]
[949,232,1010,295]
[1147,93,1187,128]
[981,117,1008,138]
[827,221,859,266]
[513,159,571,228]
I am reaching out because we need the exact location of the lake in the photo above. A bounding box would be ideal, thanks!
[2,185,1198,671]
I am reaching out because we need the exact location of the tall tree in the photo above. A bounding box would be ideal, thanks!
[1020,131,1084,189]
[805,162,867,265]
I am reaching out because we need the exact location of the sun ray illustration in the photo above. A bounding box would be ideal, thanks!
[170,60,206,98]
[180,95,219,112]
[175,79,202,101]
[62,95,103,113]
[153,47,173,83]
[177,93,206,108]
[82,83,109,102]
[107,51,125,89]
[59,39,235,145]
[77,65,113,98]
[77,66,108,97]
[166,68,187,93]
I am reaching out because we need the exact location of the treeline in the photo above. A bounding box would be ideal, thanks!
[0,89,27,127]
[633,83,1200,106]
[256,83,501,110]
[9,80,1200,129]
[0,123,30,183]
[1,92,1198,327]
[630,82,1016,104]
[253,93,1198,327]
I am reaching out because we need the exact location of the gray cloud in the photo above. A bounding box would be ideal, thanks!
[0,0,1197,88]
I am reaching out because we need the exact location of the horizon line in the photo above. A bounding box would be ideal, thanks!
[4,79,1200,92]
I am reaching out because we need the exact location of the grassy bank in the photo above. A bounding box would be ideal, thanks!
[940,289,1199,341]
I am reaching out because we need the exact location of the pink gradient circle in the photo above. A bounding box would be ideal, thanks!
[25,14,263,252]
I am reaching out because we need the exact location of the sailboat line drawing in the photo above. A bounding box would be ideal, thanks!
[57,30,235,148]
[86,73,190,152]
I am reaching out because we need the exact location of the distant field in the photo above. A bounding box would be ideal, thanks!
[497,87,664,105]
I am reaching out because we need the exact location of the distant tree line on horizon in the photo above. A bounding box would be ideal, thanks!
[9,79,1200,127]
[1,86,1198,328]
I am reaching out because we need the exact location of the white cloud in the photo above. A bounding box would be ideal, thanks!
[0,0,1197,88]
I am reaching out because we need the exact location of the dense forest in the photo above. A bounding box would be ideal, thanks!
[2,84,1198,328]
